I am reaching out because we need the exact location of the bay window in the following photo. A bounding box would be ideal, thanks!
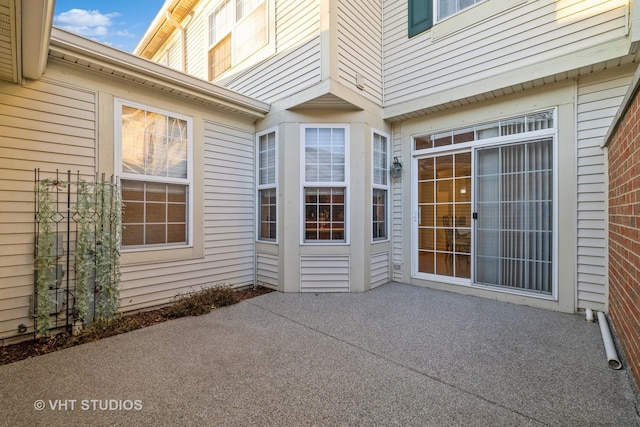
[372,131,389,241]
[302,126,349,243]
[257,129,277,241]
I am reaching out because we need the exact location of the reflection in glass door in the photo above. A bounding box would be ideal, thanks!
[417,152,471,278]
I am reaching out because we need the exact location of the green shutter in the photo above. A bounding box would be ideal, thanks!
[408,0,433,38]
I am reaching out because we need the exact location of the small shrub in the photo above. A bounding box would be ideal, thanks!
[164,284,240,319]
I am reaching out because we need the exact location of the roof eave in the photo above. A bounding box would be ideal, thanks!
[50,27,270,120]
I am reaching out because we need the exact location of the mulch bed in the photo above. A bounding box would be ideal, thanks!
[0,286,273,366]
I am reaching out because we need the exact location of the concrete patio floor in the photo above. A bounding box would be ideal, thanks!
[1,283,638,426]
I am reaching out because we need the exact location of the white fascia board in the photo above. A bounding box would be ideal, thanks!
[49,27,270,119]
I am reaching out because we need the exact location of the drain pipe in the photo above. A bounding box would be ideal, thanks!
[585,308,594,322]
[596,311,622,370]
[165,11,186,73]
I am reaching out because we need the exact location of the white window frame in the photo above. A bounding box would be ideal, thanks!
[300,124,350,245]
[435,0,484,22]
[207,0,268,80]
[256,128,278,243]
[410,108,558,301]
[114,99,194,252]
[372,130,390,243]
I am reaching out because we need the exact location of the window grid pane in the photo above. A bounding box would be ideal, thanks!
[304,187,345,242]
[372,188,387,240]
[414,110,554,150]
[259,132,276,186]
[259,188,277,241]
[373,133,388,186]
[121,180,188,247]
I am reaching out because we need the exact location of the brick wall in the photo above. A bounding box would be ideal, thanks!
[608,84,640,387]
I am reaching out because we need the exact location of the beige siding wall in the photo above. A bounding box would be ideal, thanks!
[383,0,628,108]
[150,0,322,103]
[257,252,279,288]
[391,123,404,283]
[0,0,15,83]
[300,255,350,292]
[576,66,635,311]
[120,120,256,312]
[0,59,260,341]
[370,251,390,288]
[336,0,383,105]
[0,77,96,340]
[225,0,322,102]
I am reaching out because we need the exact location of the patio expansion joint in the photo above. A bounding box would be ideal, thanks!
[247,300,551,426]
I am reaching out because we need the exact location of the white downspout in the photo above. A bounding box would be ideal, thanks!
[596,311,622,370]
[165,11,186,73]
[585,308,594,322]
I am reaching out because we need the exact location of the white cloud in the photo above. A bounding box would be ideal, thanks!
[54,9,120,37]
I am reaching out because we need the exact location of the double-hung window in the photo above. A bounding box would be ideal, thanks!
[409,0,484,37]
[117,100,192,248]
[372,132,389,241]
[257,130,277,241]
[302,126,349,243]
[208,0,267,80]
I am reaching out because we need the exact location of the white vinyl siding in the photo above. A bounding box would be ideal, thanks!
[391,123,404,282]
[0,79,96,341]
[337,0,383,105]
[0,0,16,83]
[576,67,635,311]
[371,251,390,289]
[226,0,321,102]
[159,0,320,103]
[257,252,279,289]
[300,255,350,292]
[119,121,256,312]
[383,0,629,109]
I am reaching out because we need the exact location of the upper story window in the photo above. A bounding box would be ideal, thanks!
[117,100,192,248]
[208,0,267,80]
[409,0,484,37]
[437,0,483,21]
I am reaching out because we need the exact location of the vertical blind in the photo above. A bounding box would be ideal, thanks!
[475,138,553,294]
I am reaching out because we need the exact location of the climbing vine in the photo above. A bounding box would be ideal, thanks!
[34,171,122,335]
[34,179,56,336]
[94,179,122,319]
[74,180,94,324]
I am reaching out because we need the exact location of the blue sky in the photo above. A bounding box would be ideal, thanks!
[53,1,165,53]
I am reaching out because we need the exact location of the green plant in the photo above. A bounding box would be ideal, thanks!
[94,180,122,319]
[34,179,56,336]
[74,180,94,324]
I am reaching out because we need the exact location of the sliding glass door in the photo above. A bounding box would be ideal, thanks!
[475,138,553,294]
[417,152,471,279]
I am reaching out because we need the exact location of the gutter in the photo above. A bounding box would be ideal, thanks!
[21,0,55,80]
[50,28,270,120]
